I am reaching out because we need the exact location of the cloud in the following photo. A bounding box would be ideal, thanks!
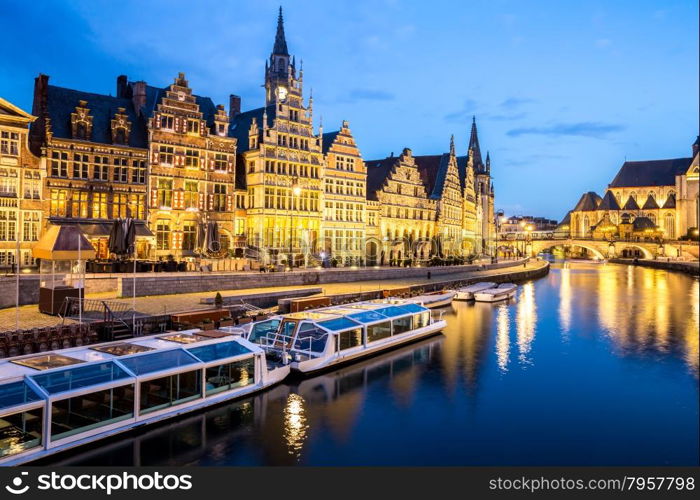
[500,97,535,109]
[507,122,625,139]
[339,88,395,103]
[444,98,478,122]
[595,38,612,48]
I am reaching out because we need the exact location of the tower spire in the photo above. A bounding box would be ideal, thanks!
[468,115,484,171]
[449,134,455,156]
[273,6,289,56]
[485,151,490,173]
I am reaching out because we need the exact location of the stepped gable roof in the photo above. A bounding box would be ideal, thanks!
[572,191,602,212]
[632,216,656,230]
[642,194,659,209]
[598,190,621,211]
[140,84,219,128]
[229,105,276,153]
[321,130,340,155]
[364,156,397,201]
[622,196,640,210]
[662,193,676,209]
[414,154,450,199]
[45,85,148,148]
[609,158,692,188]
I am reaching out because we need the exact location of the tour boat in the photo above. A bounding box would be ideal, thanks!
[405,290,456,309]
[454,282,497,301]
[0,329,290,466]
[473,283,518,303]
[242,299,447,375]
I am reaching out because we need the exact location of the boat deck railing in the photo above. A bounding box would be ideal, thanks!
[258,331,327,359]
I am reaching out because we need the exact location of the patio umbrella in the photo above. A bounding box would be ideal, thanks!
[124,218,136,256]
[197,221,208,254]
[208,221,220,253]
[108,219,125,255]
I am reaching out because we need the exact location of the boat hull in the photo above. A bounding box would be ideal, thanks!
[474,289,516,302]
[290,321,446,374]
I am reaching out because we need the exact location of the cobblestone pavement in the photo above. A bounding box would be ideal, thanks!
[0,260,545,333]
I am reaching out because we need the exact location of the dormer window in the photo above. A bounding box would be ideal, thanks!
[114,128,126,144]
[71,100,93,140]
[110,107,131,145]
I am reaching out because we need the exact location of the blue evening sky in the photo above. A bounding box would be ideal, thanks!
[1,0,697,219]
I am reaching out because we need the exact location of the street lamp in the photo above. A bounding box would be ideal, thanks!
[289,180,301,269]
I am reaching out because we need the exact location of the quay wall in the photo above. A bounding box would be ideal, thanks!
[609,258,699,276]
[118,259,530,298]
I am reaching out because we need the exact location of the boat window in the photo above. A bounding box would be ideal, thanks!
[394,303,425,314]
[90,343,155,356]
[139,370,201,415]
[317,317,358,332]
[0,380,42,411]
[294,323,329,353]
[336,328,363,351]
[0,407,43,458]
[119,349,199,376]
[204,358,255,396]
[248,319,281,344]
[367,321,391,342]
[11,354,84,371]
[373,306,408,318]
[187,341,252,363]
[158,333,209,344]
[414,312,430,329]
[392,315,413,335]
[50,384,135,441]
[277,320,298,345]
[30,361,132,395]
[348,310,387,324]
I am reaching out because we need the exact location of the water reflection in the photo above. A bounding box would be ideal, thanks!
[496,304,510,373]
[39,263,698,466]
[516,282,537,366]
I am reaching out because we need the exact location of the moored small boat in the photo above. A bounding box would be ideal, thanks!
[244,298,447,374]
[405,290,456,309]
[454,282,497,301]
[474,283,518,303]
[0,329,289,465]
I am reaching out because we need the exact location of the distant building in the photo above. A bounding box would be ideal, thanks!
[499,215,559,234]
[0,98,42,270]
[563,138,699,241]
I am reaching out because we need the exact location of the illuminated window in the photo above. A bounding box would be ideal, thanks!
[213,184,227,211]
[157,179,173,208]
[182,222,196,251]
[92,192,107,219]
[184,181,198,209]
[49,189,68,216]
[128,194,145,220]
[156,220,170,250]
[23,172,40,200]
[0,209,17,241]
[114,193,129,218]
[0,168,17,197]
[71,191,89,218]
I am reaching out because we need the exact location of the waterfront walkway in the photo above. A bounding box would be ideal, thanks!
[0,260,546,333]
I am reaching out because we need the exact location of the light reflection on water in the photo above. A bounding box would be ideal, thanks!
[43,262,699,466]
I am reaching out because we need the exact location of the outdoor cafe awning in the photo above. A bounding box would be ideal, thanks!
[76,222,154,238]
[32,225,97,261]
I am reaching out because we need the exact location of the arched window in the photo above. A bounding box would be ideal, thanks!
[76,122,87,140]
[582,216,590,236]
[664,213,675,239]
[629,191,637,203]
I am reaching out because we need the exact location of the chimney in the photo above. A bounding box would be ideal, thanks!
[30,74,49,155]
[131,81,147,116]
[229,94,241,117]
[116,75,128,98]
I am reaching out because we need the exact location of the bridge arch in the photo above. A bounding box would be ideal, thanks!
[532,241,606,260]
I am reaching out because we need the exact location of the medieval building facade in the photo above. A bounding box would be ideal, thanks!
[18,7,498,267]
[0,98,42,270]
[564,137,699,242]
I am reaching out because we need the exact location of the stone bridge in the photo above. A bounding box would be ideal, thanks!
[500,238,699,260]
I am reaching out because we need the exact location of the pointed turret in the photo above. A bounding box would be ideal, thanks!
[468,116,484,171]
[449,134,455,156]
[272,6,289,56]
[485,151,491,173]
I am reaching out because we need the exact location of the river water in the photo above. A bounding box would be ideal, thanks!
[45,261,699,466]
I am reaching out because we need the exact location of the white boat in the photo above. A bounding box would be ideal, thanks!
[473,283,518,303]
[244,299,447,374]
[454,282,497,301]
[567,258,606,264]
[405,290,456,309]
[0,329,289,466]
